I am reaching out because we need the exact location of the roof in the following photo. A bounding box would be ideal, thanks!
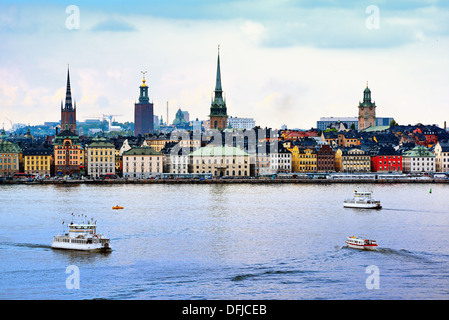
[123,146,161,156]
[87,139,115,148]
[191,146,248,157]
[0,141,21,153]
[360,125,390,132]
[402,145,435,157]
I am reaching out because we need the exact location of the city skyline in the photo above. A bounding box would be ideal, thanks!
[1,1,449,130]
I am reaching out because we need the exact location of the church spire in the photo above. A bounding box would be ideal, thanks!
[64,66,73,111]
[215,45,222,94]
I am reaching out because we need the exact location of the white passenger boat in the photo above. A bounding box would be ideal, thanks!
[345,236,378,250]
[343,190,381,209]
[51,221,111,252]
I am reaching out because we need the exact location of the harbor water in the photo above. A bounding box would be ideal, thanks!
[1,183,449,299]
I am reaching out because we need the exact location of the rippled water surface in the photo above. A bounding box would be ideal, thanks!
[1,183,449,299]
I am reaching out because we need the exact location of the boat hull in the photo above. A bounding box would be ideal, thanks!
[345,241,378,250]
[51,241,111,252]
[343,201,381,209]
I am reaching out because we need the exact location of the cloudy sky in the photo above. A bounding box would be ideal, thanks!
[1,0,448,130]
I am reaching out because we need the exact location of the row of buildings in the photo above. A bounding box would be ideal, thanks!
[2,48,449,179]
[2,123,449,178]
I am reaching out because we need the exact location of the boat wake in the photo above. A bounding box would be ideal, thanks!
[0,242,52,250]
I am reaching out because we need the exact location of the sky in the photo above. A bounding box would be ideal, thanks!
[0,0,448,130]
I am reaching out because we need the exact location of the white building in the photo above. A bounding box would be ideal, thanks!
[402,145,435,173]
[227,116,255,130]
[269,143,292,173]
[434,141,449,172]
[123,147,163,178]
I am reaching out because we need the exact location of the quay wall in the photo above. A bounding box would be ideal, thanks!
[2,178,449,185]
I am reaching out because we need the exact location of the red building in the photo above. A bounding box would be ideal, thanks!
[371,146,402,173]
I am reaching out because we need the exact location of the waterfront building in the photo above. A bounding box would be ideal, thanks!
[123,146,163,178]
[227,116,255,130]
[297,148,317,173]
[60,68,77,134]
[209,46,228,131]
[0,140,21,176]
[316,144,335,172]
[335,148,371,173]
[270,142,292,174]
[191,146,249,177]
[358,83,377,131]
[134,73,154,136]
[402,145,436,173]
[370,146,402,173]
[86,138,116,178]
[434,140,449,172]
[53,129,81,176]
[23,146,53,176]
[161,143,192,174]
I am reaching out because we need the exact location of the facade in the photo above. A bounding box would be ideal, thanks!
[134,75,154,136]
[402,145,435,173]
[53,129,81,176]
[86,138,116,178]
[123,147,163,178]
[358,84,377,131]
[191,146,249,177]
[270,143,292,173]
[23,147,53,176]
[371,146,402,173]
[227,117,255,130]
[434,140,449,172]
[0,140,21,176]
[209,46,228,131]
[60,68,77,134]
[316,144,335,172]
[335,148,371,173]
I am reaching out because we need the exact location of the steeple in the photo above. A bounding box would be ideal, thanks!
[138,71,150,103]
[209,45,228,131]
[64,66,74,111]
[60,65,77,134]
[215,45,222,94]
[363,81,371,103]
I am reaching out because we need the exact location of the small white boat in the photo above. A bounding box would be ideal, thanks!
[52,221,111,252]
[343,190,381,209]
[345,236,378,250]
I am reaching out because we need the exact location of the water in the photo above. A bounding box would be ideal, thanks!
[1,183,449,300]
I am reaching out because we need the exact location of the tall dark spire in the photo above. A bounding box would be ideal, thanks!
[64,66,74,111]
[209,45,228,131]
[215,45,222,94]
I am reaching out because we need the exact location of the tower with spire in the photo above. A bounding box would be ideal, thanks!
[134,71,154,136]
[358,82,377,131]
[209,45,228,131]
[61,67,77,134]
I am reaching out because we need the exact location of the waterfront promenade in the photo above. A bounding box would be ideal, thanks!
[2,177,448,185]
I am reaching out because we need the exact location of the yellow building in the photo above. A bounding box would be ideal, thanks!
[288,146,317,173]
[335,148,370,173]
[0,140,22,176]
[86,138,116,178]
[23,147,53,176]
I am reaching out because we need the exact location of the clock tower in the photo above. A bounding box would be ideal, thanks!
[358,82,376,131]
